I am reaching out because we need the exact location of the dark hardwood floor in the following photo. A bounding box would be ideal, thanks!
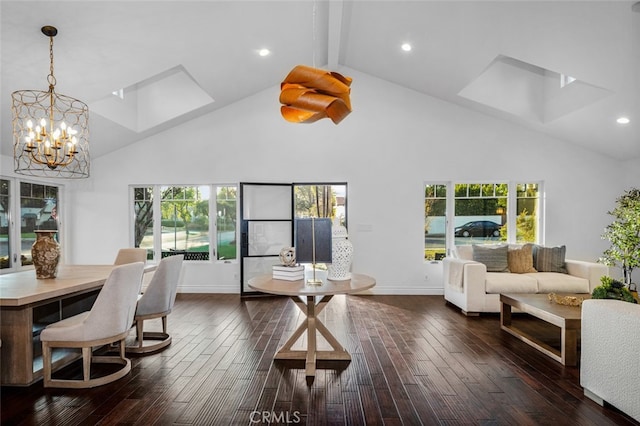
[1,294,637,425]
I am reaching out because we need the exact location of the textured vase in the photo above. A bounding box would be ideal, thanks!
[31,230,60,279]
[327,224,353,281]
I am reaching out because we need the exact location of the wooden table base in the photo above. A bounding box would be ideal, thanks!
[273,295,351,378]
[500,294,582,366]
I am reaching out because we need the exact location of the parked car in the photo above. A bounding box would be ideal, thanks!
[454,220,502,237]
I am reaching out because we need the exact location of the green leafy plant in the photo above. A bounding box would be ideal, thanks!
[599,188,640,287]
[592,276,637,303]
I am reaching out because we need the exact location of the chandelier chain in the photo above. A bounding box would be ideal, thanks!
[47,35,56,89]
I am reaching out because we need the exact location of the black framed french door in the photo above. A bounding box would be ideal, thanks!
[239,182,293,296]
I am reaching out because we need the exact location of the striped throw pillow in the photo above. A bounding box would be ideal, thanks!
[472,244,509,272]
[532,245,567,273]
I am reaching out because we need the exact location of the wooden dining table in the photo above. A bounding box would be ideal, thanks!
[0,264,155,386]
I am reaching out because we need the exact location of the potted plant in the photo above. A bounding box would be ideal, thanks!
[599,188,640,291]
[591,276,637,303]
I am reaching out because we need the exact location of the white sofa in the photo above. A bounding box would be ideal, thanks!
[581,299,640,422]
[443,245,608,315]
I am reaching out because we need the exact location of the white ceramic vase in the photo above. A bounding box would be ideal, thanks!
[327,223,353,281]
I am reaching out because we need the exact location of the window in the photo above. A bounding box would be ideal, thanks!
[294,184,346,224]
[216,186,237,260]
[424,184,447,260]
[160,186,209,257]
[132,184,236,262]
[20,182,59,266]
[1,177,61,272]
[454,183,507,245]
[424,181,542,259]
[0,179,11,269]
[133,187,154,259]
[293,183,347,268]
[515,183,540,243]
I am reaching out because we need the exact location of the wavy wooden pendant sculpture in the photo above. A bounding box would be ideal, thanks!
[280,65,353,124]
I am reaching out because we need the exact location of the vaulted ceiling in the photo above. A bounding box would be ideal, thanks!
[2,1,638,161]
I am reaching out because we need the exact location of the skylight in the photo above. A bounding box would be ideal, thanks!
[90,65,214,133]
[458,55,612,123]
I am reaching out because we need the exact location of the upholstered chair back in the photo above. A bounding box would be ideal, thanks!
[41,262,145,343]
[114,248,147,265]
[136,255,183,317]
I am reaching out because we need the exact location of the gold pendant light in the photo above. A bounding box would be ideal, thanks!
[12,26,90,178]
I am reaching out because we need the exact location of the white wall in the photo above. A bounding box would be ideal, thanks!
[48,68,623,294]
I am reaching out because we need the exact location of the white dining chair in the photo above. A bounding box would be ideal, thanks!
[40,262,145,388]
[113,248,147,265]
[127,255,183,354]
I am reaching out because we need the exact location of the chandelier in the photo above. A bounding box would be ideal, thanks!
[12,26,90,178]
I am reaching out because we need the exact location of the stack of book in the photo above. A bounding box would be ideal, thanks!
[272,265,305,281]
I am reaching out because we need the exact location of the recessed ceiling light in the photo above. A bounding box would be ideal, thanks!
[401,43,412,52]
[258,48,270,57]
[617,117,630,124]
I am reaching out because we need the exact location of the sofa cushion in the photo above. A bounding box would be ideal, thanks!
[485,272,538,293]
[455,245,474,261]
[507,244,537,273]
[473,244,509,272]
[530,272,590,293]
[532,245,568,273]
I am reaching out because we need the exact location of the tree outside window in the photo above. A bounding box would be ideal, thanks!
[161,186,209,257]
[133,184,236,262]
[216,186,237,260]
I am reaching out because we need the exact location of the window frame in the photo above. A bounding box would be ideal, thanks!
[129,184,238,263]
[1,176,64,274]
[424,180,544,261]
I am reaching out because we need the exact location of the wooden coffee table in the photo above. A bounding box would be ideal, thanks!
[500,293,589,366]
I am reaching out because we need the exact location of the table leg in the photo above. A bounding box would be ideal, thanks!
[306,296,317,378]
[500,300,512,328]
[561,327,578,366]
[0,307,34,385]
[274,294,351,380]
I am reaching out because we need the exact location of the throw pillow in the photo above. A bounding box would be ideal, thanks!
[507,244,537,274]
[532,245,568,273]
[472,244,509,272]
